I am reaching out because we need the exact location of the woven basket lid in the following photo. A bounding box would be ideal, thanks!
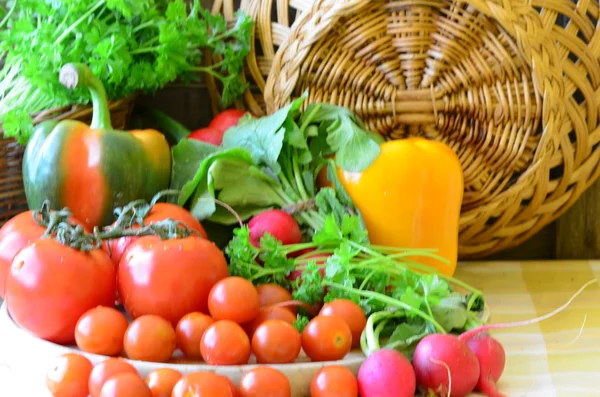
[261,0,600,258]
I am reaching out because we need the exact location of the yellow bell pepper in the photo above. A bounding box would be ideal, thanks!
[337,138,464,276]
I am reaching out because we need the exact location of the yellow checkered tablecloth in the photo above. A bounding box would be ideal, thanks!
[0,260,599,396]
[454,261,600,397]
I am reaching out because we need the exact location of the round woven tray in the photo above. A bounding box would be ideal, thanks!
[0,96,136,226]
[248,0,600,258]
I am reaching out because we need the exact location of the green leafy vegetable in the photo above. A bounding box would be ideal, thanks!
[224,212,487,359]
[0,0,253,142]
[171,96,382,236]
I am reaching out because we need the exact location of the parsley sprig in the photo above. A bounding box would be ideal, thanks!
[0,0,252,143]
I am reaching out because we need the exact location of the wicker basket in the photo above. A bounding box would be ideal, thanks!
[262,0,600,258]
[0,96,136,226]
[205,0,600,258]
[206,0,314,116]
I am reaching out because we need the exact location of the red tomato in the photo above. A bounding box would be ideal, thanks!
[99,373,151,397]
[172,372,234,397]
[104,203,208,266]
[124,315,177,363]
[88,358,138,397]
[46,353,93,397]
[75,306,129,356]
[310,365,358,397]
[6,239,115,344]
[188,126,224,145]
[145,368,182,397]
[200,320,251,365]
[301,316,352,362]
[208,277,261,324]
[251,320,301,364]
[0,210,87,298]
[176,312,214,359]
[319,299,366,348]
[256,284,294,313]
[118,236,229,326]
[209,109,249,133]
[243,306,297,340]
[238,367,291,397]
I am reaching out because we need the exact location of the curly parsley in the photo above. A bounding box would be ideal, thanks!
[0,0,252,143]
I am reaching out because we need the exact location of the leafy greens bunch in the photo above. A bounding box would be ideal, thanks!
[170,94,384,231]
[0,0,252,143]
[225,204,486,359]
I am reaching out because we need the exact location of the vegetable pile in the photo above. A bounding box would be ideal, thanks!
[0,0,252,143]
[0,65,550,396]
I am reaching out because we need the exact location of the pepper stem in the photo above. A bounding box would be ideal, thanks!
[59,63,112,130]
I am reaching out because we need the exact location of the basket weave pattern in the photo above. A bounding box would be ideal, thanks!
[0,96,136,226]
[258,0,600,258]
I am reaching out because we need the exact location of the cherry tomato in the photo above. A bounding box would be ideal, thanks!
[256,284,294,313]
[208,277,261,324]
[46,353,93,397]
[301,316,352,362]
[310,365,358,397]
[6,239,116,344]
[75,306,129,356]
[238,367,291,397]
[209,109,249,134]
[176,312,214,359]
[218,374,239,397]
[200,320,251,365]
[172,372,234,397]
[244,306,297,339]
[145,368,182,397]
[124,315,176,362]
[89,358,138,397]
[319,299,366,347]
[99,372,151,397]
[104,203,208,267]
[0,210,88,298]
[252,320,301,364]
[118,235,229,326]
[188,126,224,145]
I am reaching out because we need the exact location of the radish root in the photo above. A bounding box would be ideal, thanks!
[548,313,587,349]
[459,278,597,342]
[429,357,452,397]
[197,197,244,228]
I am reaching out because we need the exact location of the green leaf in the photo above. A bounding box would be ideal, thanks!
[170,139,222,200]
[221,96,306,173]
[293,261,325,305]
[294,315,310,333]
[430,295,469,331]
[1,110,34,145]
[384,320,430,360]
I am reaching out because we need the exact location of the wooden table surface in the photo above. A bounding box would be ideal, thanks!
[1,260,599,396]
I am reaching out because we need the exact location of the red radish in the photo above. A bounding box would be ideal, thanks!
[248,210,302,247]
[209,109,248,133]
[188,126,223,146]
[465,333,506,397]
[357,349,416,397]
[412,334,480,397]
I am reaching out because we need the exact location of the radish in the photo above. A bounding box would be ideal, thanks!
[413,334,480,397]
[248,210,302,248]
[358,349,416,397]
[465,333,506,397]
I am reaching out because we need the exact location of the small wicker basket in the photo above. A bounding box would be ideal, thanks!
[210,0,600,258]
[0,96,136,226]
